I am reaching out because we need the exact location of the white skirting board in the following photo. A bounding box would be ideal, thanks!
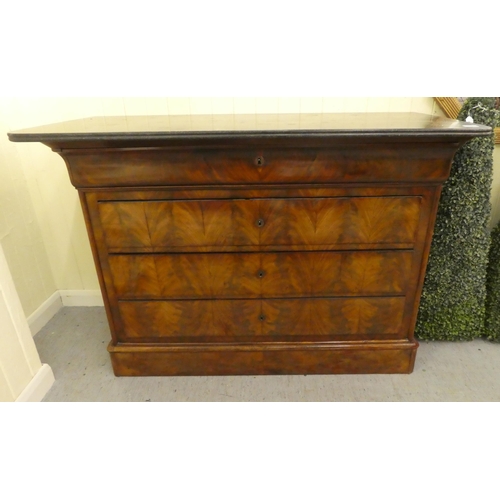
[27,290,103,336]
[15,364,55,402]
[59,290,104,307]
[27,291,63,336]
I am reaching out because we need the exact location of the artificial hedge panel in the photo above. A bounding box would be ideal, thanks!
[415,98,498,341]
[485,99,500,342]
[485,221,500,341]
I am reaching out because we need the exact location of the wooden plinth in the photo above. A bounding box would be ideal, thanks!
[108,341,418,376]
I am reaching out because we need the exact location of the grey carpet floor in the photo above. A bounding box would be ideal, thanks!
[34,307,500,401]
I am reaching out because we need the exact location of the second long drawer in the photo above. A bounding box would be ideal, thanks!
[108,250,413,299]
[98,196,422,253]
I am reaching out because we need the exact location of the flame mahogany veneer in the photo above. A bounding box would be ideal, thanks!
[9,113,491,375]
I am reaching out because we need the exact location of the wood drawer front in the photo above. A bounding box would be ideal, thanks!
[66,146,454,188]
[117,297,406,342]
[99,196,421,252]
[109,251,412,299]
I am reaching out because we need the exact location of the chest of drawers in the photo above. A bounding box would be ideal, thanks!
[9,113,490,375]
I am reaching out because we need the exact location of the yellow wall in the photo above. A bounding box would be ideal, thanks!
[491,146,500,226]
[0,97,498,318]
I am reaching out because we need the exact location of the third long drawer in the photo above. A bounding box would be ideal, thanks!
[116,296,407,342]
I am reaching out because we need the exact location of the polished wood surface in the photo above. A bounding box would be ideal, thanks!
[108,251,412,299]
[117,297,406,341]
[62,145,460,187]
[107,342,418,376]
[9,113,491,375]
[99,197,421,251]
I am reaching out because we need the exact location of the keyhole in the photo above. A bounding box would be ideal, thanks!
[256,218,265,228]
[258,270,266,279]
[255,156,264,166]
[259,314,266,321]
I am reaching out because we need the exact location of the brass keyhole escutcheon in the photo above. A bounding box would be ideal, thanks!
[255,156,265,166]
[256,218,265,228]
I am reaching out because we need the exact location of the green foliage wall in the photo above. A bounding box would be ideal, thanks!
[485,222,500,341]
[415,98,498,341]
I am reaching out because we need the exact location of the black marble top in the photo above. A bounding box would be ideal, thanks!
[8,113,492,143]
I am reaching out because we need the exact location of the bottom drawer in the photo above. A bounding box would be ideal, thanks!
[116,297,406,343]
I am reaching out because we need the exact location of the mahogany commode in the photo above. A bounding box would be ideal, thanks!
[9,113,490,376]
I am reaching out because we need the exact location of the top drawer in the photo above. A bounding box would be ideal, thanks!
[64,147,452,187]
[98,196,421,253]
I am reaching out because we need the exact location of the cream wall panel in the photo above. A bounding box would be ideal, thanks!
[0,97,108,315]
[278,98,301,113]
[62,98,100,121]
[124,97,172,117]
[0,291,34,399]
[0,104,57,317]
[103,98,126,116]
[367,97,391,112]
[167,97,191,115]
[0,365,13,402]
[0,243,44,402]
[256,98,279,114]
[321,98,343,113]
[211,98,234,114]
[144,98,170,116]
[123,97,151,116]
[300,97,323,113]
[17,140,92,291]
[218,97,435,117]
[234,98,257,114]
[190,98,213,115]
[389,98,414,112]
[338,97,369,112]
[490,146,500,228]
[47,188,97,290]
[411,97,437,114]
